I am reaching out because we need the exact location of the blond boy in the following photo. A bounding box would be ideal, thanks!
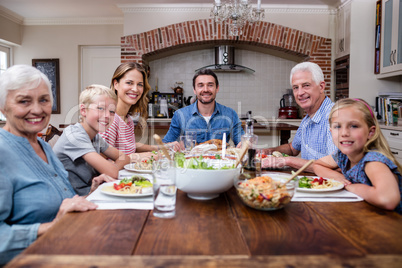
[54,85,130,195]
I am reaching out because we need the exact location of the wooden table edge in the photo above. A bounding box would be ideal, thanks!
[6,254,402,268]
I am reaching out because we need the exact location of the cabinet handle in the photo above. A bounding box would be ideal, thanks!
[393,50,397,65]
[339,39,344,52]
[391,151,399,156]
[390,132,399,136]
[390,50,394,65]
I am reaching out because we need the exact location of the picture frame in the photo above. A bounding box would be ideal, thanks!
[32,58,60,114]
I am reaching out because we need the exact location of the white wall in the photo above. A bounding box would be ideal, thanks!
[12,24,123,127]
[349,0,402,107]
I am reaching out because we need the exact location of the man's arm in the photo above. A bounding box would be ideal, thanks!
[262,142,299,156]
[162,112,182,143]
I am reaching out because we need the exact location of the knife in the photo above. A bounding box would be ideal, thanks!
[89,199,153,203]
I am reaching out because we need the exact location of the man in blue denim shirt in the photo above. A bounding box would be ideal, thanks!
[163,69,244,146]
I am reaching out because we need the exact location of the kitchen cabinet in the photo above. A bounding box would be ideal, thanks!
[381,126,402,163]
[335,2,351,59]
[379,0,402,77]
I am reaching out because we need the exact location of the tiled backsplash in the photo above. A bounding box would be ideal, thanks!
[149,48,297,121]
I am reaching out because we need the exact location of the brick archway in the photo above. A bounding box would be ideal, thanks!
[121,18,332,91]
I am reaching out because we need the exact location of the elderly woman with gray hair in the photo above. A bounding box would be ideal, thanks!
[0,65,97,265]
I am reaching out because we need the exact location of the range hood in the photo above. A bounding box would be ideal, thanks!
[196,46,255,73]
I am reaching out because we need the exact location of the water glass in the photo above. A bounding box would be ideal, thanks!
[152,158,176,218]
[179,135,195,153]
[185,130,197,147]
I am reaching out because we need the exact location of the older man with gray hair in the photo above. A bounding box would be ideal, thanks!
[262,62,337,172]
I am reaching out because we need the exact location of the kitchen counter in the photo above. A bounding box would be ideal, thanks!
[148,117,302,125]
[379,123,402,131]
[137,121,298,147]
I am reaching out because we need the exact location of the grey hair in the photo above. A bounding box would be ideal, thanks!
[0,65,52,109]
[290,62,324,86]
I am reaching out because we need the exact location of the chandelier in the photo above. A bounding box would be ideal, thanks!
[211,0,265,36]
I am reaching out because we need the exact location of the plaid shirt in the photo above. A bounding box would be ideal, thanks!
[292,97,337,160]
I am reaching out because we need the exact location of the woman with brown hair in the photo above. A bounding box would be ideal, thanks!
[100,63,179,162]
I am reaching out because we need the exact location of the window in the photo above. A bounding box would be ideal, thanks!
[0,44,11,120]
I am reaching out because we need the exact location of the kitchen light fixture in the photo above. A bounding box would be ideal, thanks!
[211,0,265,36]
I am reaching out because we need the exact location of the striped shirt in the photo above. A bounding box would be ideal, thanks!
[292,96,337,160]
[99,114,136,155]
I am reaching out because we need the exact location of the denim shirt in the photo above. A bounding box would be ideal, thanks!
[0,129,75,265]
[162,101,245,146]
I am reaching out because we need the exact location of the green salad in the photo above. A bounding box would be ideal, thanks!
[175,152,235,170]
[121,176,152,187]
[298,176,312,188]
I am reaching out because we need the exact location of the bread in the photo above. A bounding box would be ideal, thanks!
[198,139,227,150]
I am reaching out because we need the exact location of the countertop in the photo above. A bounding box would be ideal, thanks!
[148,118,302,125]
[379,123,402,131]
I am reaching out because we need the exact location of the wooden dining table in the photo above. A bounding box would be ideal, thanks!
[5,170,402,268]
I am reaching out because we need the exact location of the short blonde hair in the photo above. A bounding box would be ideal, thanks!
[79,84,117,107]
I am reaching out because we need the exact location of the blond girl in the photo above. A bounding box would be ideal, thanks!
[313,98,402,213]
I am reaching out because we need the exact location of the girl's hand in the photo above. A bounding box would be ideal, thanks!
[332,175,351,186]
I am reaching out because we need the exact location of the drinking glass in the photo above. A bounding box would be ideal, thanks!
[152,158,176,218]
[185,130,197,148]
[179,135,194,154]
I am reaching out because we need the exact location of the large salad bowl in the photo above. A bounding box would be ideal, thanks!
[175,154,241,200]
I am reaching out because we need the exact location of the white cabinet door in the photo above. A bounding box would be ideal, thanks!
[80,46,121,91]
[380,0,402,75]
[335,2,351,59]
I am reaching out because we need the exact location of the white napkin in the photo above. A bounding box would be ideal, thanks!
[292,189,363,202]
[86,171,154,210]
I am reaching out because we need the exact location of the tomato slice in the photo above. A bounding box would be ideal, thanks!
[114,183,122,190]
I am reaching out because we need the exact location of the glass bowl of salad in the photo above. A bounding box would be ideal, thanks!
[234,172,295,211]
[175,152,241,200]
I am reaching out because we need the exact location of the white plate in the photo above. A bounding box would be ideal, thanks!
[124,163,152,173]
[296,176,344,192]
[100,181,153,197]
[260,172,293,181]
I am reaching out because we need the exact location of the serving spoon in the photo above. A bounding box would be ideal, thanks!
[279,159,314,188]
[235,141,250,168]
[153,134,172,160]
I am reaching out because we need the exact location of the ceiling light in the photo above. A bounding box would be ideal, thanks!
[211,0,265,36]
